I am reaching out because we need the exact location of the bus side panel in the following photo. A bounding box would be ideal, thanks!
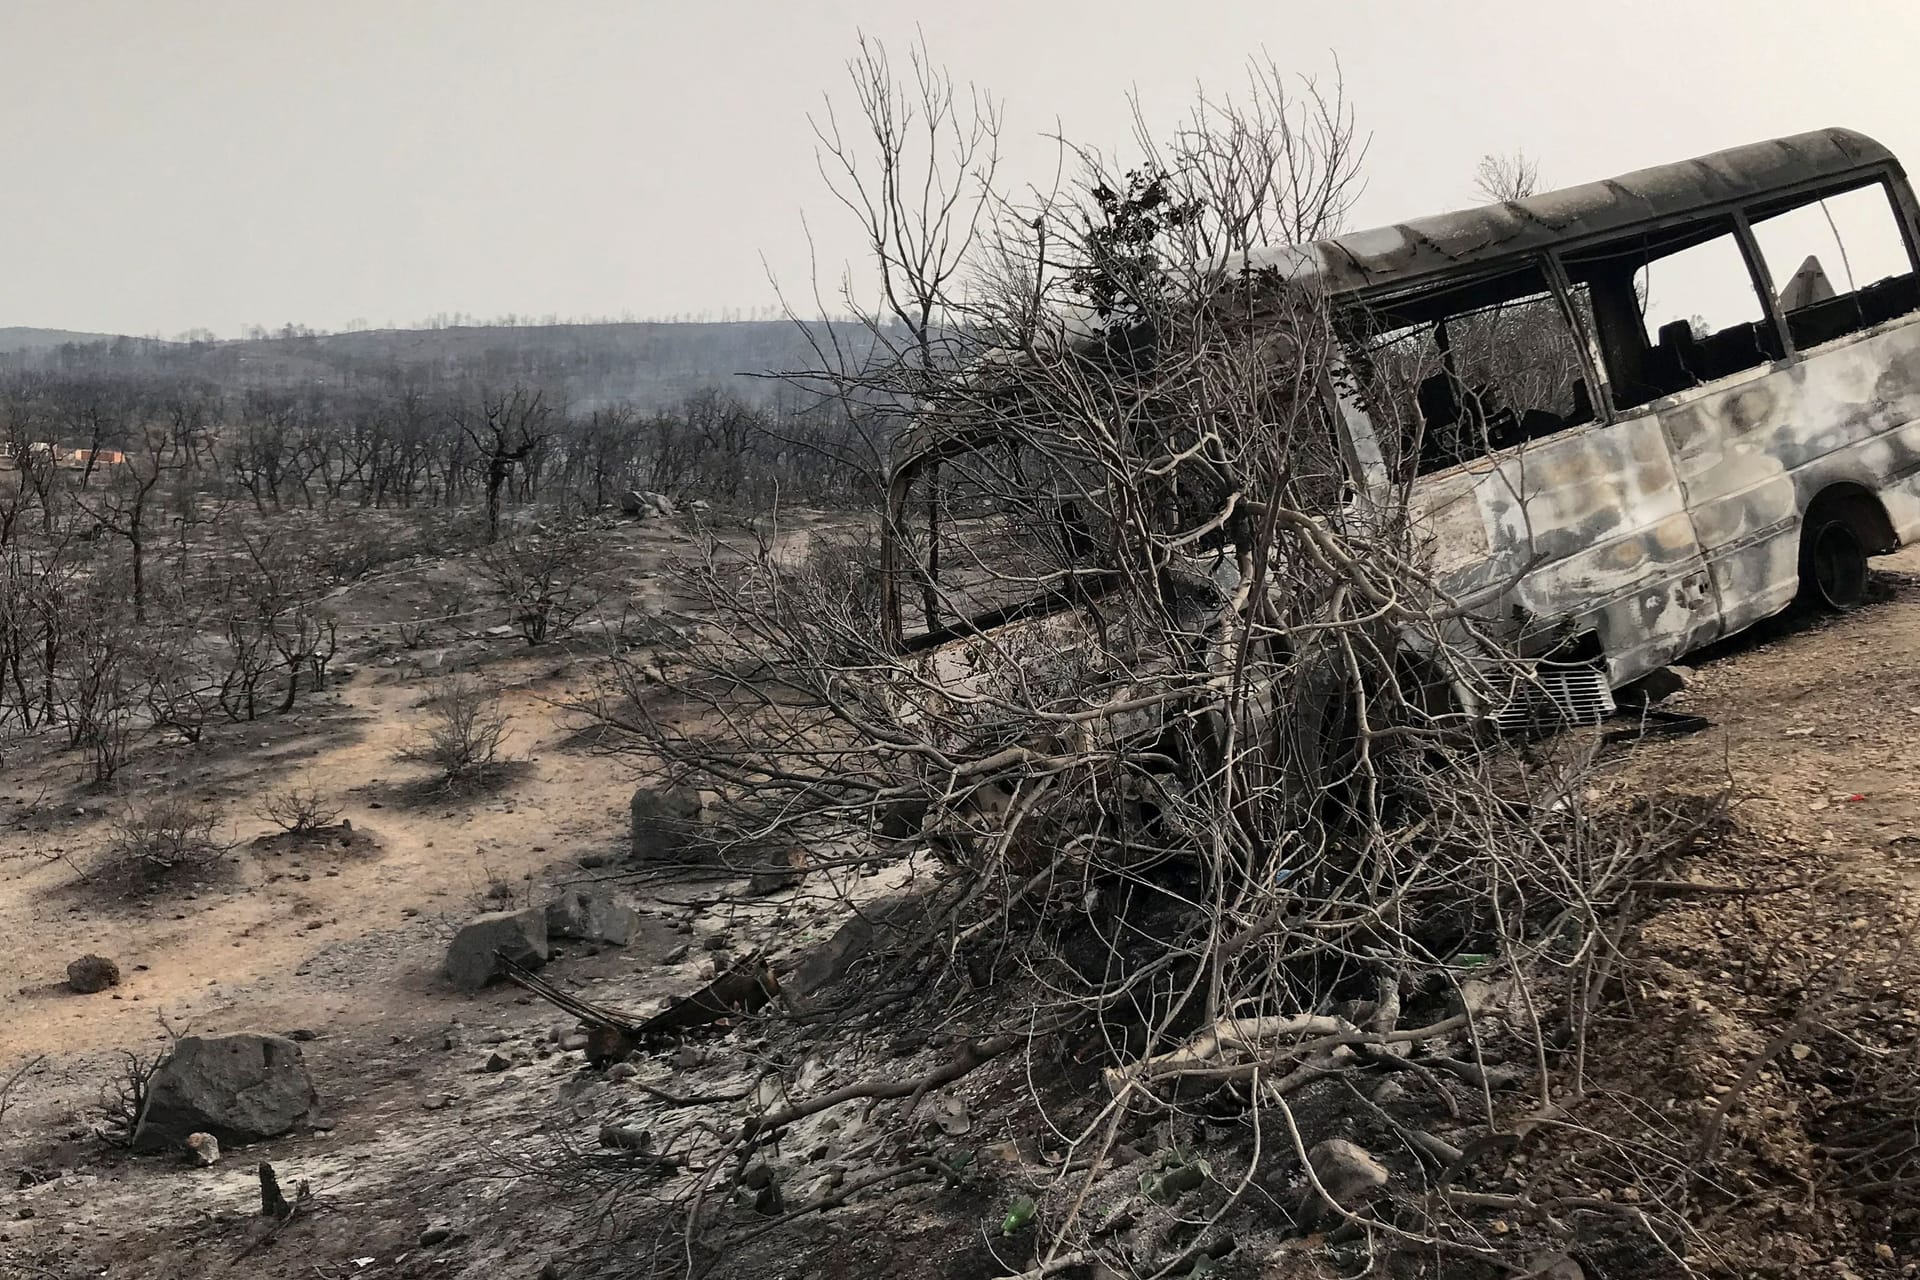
[1658,316,1920,635]
[1408,418,1716,684]
[1490,417,1719,681]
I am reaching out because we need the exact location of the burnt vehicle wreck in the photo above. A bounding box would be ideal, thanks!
[882,127,1920,756]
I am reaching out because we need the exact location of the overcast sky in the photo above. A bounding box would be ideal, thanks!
[5,0,1919,338]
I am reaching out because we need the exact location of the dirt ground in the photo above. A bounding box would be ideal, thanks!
[5,533,1920,1278]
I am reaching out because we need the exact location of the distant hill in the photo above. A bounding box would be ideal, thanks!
[0,320,885,408]
[0,326,136,353]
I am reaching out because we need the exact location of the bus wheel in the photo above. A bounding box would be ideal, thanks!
[1799,515,1870,611]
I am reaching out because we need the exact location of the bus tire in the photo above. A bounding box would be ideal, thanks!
[1798,513,1870,612]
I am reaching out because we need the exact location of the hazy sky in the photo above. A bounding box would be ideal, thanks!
[5,0,1919,337]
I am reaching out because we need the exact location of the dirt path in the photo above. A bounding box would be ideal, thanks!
[0,647,639,1067]
[1614,543,1920,867]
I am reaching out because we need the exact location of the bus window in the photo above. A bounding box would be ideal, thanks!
[1341,263,1596,479]
[1565,219,1779,412]
[1749,181,1920,349]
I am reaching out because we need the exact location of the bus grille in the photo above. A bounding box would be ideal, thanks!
[1495,662,1615,732]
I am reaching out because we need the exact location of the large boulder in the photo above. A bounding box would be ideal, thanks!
[446,908,549,991]
[629,785,709,863]
[133,1034,317,1151]
[545,886,639,946]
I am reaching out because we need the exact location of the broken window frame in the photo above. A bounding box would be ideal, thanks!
[1742,174,1920,356]
[1330,256,1611,486]
[1556,166,1920,414]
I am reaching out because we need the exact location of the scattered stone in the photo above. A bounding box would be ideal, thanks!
[629,785,708,862]
[284,1028,319,1042]
[702,933,729,952]
[787,889,951,998]
[544,886,639,946]
[419,1224,454,1247]
[133,1034,319,1151]
[1301,1138,1389,1229]
[65,955,120,994]
[670,1045,701,1071]
[747,846,809,896]
[558,1032,589,1052]
[931,1095,971,1137]
[444,908,549,991]
[607,1062,638,1082]
[662,943,690,965]
[483,1051,512,1074]
[184,1132,220,1167]
[599,1123,651,1151]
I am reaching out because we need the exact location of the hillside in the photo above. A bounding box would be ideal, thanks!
[0,326,133,353]
[0,319,883,407]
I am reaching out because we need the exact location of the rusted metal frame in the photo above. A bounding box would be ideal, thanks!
[1541,250,1613,427]
[1729,209,1794,363]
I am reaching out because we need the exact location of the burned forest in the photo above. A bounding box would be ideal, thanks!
[7,18,1920,1280]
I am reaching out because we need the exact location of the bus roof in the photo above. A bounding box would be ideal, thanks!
[1247,127,1899,298]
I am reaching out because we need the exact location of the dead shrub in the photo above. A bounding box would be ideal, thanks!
[256,773,343,836]
[399,674,513,786]
[100,791,232,881]
[0,1055,44,1126]
[96,1046,166,1148]
[479,524,604,644]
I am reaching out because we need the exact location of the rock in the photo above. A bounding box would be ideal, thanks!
[66,955,120,994]
[444,908,549,991]
[787,889,952,998]
[618,490,678,520]
[746,847,809,896]
[1301,1138,1389,1229]
[1370,1077,1409,1106]
[483,1051,512,1073]
[607,1062,637,1082]
[183,1132,220,1167]
[544,886,639,946]
[629,785,708,862]
[662,943,690,965]
[1619,665,1692,706]
[419,1224,453,1247]
[132,1034,318,1151]
[599,1123,651,1151]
